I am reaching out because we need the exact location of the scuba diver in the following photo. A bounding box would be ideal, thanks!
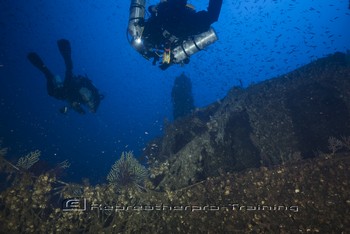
[27,39,103,114]
[127,0,223,70]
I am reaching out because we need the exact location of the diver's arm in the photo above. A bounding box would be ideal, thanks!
[193,0,222,31]
[132,40,161,65]
[207,0,223,23]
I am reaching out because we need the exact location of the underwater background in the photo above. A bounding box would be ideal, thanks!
[0,0,349,184]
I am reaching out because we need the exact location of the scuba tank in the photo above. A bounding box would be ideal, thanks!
[172,27,218,64]
[128,0,146,46]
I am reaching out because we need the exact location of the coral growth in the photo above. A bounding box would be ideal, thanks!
[57,159,71,169]
[16,150,41,170]
[107,151,148,188]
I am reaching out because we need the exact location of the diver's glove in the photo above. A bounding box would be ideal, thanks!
[59,106,69,114]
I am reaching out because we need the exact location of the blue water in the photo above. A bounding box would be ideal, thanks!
[0,0,349,184]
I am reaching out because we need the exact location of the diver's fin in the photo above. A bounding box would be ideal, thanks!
[27,52,45,70]
[28,52,55,80]
[57,39,73,70]
[57,39,71,57]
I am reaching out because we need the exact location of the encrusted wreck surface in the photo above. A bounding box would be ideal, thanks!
[1,142,349,233]
[145,52,350,190]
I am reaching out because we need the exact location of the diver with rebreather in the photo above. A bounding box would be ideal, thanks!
[27,39,103,114]
[127,0,223,70]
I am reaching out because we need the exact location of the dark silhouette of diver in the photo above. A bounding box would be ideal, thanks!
[27,39,103,114]
[127,0,223,70]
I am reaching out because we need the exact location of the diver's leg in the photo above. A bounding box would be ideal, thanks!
[57,39,73,82]
[27,52,57,96]
[207,0,223,23]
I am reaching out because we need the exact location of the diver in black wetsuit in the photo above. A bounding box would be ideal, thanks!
[27,39,103,114]
[128,0,223,70]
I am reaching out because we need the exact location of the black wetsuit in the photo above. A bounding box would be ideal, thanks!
[27,39,101,114]
[139,0,223,68]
